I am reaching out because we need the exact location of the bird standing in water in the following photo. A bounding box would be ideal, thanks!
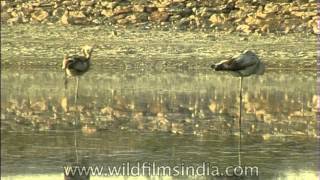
[211,50,265,166]
[62,45,94,102]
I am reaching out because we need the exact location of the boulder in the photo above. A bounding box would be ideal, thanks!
[245,15,262,26]
[236,24,252,33]
[31,9,48,22]
[80,0,96,7]
[209,14,224,25]
[150,11,170,22]
[101,9,113,17]
[61,11,89,25]
[132,5,145,12]
[264,3,281,14]
[113,6,131,16]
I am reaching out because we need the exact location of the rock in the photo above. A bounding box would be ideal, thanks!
[133,12,149,22]
[7,11,27,24]
[283,18,303,32]
[21,4,34,16]
[168,14,182,22]
[236,2,255,12]
[80,0,96,7]
[61,11,89,25]
[168,5,192,17]
[176,17,190,29]
[132,5,145,12]
[113,6,131,16]
[101,106,113,114]
[245,15,262,26]
[229,9,247,20]
[264,3,281,14]
[53,7,65,17]
[256,10,273,19]
[196,7,215,18]
[31,9,48,22]
[209,14,224,25]
[31,100,48,112]
[186,1,197,8]
[176,7,193,17]
[260,24,270,33]
[7,17,21,25]
[101,1,118,9]
[236,24,252,33]
[113,14,126,21]
[101,9,113,17]
[60,12,69,24]
[62,1,73,6]
[126,14,137,23]
[150,11,170,22]
[117,18,129,25]
[145,6,157,13]
[221,1,237,13]
[291,11,317,18]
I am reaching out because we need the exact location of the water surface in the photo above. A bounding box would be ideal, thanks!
[1,68,318,179]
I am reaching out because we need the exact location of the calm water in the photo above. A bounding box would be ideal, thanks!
[1,68,318,180]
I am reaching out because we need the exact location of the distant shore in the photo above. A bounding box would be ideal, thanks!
[1,0,318,34]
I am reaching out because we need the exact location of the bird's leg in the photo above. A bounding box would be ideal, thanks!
[75,77,79,104]
[64,71,68,90]
[73,76,80,162]
[238,76,243,167]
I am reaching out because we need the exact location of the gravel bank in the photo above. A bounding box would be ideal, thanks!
[1,0,318,34]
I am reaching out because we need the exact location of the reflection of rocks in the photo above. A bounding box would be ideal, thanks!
[82,125,97,135]
[2,72,317,138]
[0,0,317,34]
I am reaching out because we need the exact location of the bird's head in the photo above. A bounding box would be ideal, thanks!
[242,50,256,57]
[211,60,232,71]
[81,45,94,59]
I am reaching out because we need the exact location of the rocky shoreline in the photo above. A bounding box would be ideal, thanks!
[1,0,318,34]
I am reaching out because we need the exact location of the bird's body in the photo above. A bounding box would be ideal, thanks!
[63,55,91,76]
[62,45,94,77]
[212,50,265,77]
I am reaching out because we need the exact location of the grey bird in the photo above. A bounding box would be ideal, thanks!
[62,45,94,102]
[211,50,265,166]
[211,50,265,77]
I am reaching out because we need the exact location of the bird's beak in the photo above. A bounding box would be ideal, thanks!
[210,64,216,69]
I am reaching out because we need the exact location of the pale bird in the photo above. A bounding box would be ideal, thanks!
[212,50,265,77]
[211,50,265,166]
[62,45,94,102]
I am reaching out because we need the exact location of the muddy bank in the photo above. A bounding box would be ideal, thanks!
[1,0,318,34]
[1,25,316,69]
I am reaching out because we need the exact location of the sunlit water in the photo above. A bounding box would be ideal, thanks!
[1,68,318,180]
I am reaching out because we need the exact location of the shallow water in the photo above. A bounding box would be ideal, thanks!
[1,68,318,180]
